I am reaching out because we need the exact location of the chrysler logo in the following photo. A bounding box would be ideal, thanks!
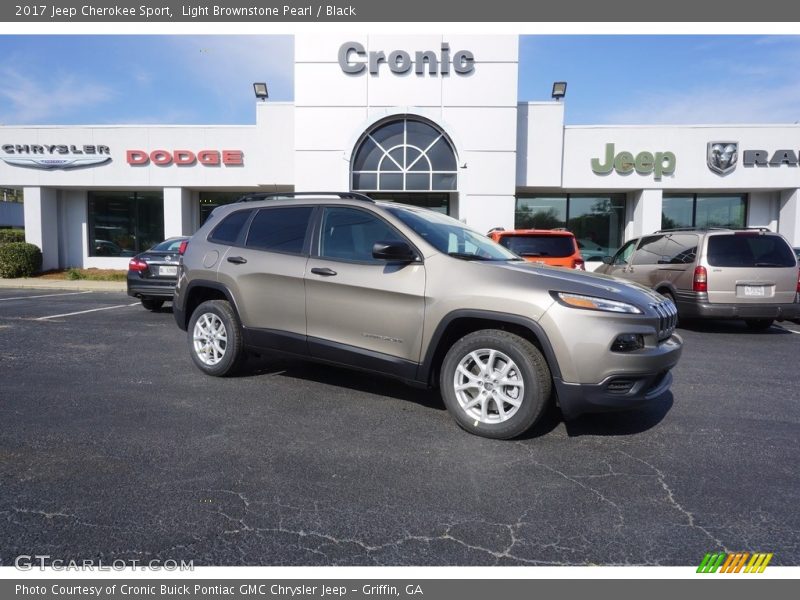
[707,141,738,175]
[1,144,111,170]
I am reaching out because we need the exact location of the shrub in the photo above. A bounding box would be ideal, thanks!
[0,229,25,245]
[66,268,82,280]
[0,242,43,278]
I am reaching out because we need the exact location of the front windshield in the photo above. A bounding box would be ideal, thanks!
[386,206,519,261]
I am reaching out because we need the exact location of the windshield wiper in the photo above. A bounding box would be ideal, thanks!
[520,252,546,257]
[447,252,494,261]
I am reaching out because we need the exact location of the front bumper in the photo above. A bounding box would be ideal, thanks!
[554,333,682,419]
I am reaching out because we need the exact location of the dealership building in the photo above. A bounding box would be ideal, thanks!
[2,34,800,271]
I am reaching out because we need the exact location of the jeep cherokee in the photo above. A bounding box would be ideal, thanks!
[173,193,682,439]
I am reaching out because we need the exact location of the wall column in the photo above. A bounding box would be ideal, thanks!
[779,188,800,246]
[163,187,193,237]
[625,189,662,241]
[23,186,59,271]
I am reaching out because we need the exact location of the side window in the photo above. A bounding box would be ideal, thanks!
[245,206,314,254]
[320,207,404,262]
[208,209,253,245]
[613,240,637,265]
[631,235,667,265]
[663,234,698,265]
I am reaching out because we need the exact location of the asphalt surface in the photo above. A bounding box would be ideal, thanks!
[1,288,799,566]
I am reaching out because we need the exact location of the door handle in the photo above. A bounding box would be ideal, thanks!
[310,267,337,277]
[227,256,247,264]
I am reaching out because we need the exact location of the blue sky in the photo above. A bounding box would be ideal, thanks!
[1,35,799,126]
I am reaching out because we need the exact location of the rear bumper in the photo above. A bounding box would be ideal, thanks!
[126,278,176,300]
[676,293,800,320]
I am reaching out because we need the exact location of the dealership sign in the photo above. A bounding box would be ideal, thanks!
[0,143,111,170]
[591,143,676,180]
[338,42,475,75]
[707,141,800,174]
[126,149,244,166]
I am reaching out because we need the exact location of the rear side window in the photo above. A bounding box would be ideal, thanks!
[631,235,667,265]
[208,209,252,245]
[662,234,698,265]
[707,234,796,268]
[498,235,575,258]
[245,206,314,254]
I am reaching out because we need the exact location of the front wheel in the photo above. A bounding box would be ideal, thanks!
[439,329,552,439]
[188,300,245,376]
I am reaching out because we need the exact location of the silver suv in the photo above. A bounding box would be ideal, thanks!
[596,228,800,330]
[173,193,682,439]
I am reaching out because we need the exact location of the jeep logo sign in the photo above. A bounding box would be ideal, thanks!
[338,42,475,76]
[591,143,676,180]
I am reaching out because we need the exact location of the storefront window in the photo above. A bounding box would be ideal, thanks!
[199,191,250,225]
[352,117,458,192]
[515,194,625,259]
[662,194,746,229]
[88,191,163,257]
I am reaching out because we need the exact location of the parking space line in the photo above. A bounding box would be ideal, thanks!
[775,326,800,335]
[0,291,93,302]
[35,302,140,321]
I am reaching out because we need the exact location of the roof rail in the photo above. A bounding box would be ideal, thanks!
[654,227,731,233]
[235,192,375,204]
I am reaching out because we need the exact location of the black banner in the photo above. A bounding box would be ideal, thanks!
[2,0,800,22]
[2,579,797,600]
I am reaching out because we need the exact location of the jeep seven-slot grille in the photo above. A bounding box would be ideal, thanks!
[652,300,678,341]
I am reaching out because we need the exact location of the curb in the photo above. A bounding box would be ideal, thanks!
[0,278,127,292]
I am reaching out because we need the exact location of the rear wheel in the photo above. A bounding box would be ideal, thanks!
[745,318,774,331]
[188,300,245,376]
[439,329,551,440]
[141,297,164,311]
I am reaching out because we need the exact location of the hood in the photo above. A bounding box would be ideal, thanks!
[494,261,666,306]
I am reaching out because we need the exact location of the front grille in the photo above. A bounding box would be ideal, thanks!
[652,300,678,341]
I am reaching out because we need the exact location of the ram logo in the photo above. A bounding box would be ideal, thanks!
[707,141,738,175]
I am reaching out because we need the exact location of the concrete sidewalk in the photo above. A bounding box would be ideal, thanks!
[0,277,126,292]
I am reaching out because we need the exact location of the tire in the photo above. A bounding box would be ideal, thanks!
[140,297,164,311]
[187,299,245,376]
[745,318,774,331]
[439,329,552,440]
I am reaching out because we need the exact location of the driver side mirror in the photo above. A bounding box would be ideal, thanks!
[601,256,613,265]
[372,241,417,262]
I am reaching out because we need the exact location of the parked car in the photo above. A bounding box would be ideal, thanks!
[172,193,682,440]
[487,228,585,270]
[595,228,800,330]
[576,238,609,262]
[127,237,189,310]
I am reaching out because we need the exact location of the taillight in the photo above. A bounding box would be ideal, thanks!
[573,257,585,270]
[178,240,188,255]
[128,258,148,272]
[693,265,708,292]
[796,269,800,293]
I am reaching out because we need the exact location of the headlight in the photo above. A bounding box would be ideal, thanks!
[552,292,643,314]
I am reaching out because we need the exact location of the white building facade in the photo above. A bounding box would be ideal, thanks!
[2,34,800,271]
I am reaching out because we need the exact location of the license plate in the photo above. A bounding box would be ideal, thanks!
[159,266,178,277]
[743,285,765,297]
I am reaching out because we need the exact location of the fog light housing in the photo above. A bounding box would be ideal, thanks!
[611,333,644,352]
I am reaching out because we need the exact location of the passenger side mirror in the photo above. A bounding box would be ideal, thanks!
[601,256,613,264]
[372,241,417,262]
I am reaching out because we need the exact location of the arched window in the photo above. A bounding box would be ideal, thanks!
[351,117,457,192]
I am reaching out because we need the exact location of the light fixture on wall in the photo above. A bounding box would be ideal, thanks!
[253,82,269,101]
[551,81,567,101]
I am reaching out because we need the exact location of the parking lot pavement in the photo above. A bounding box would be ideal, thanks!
[1,288,799,566]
